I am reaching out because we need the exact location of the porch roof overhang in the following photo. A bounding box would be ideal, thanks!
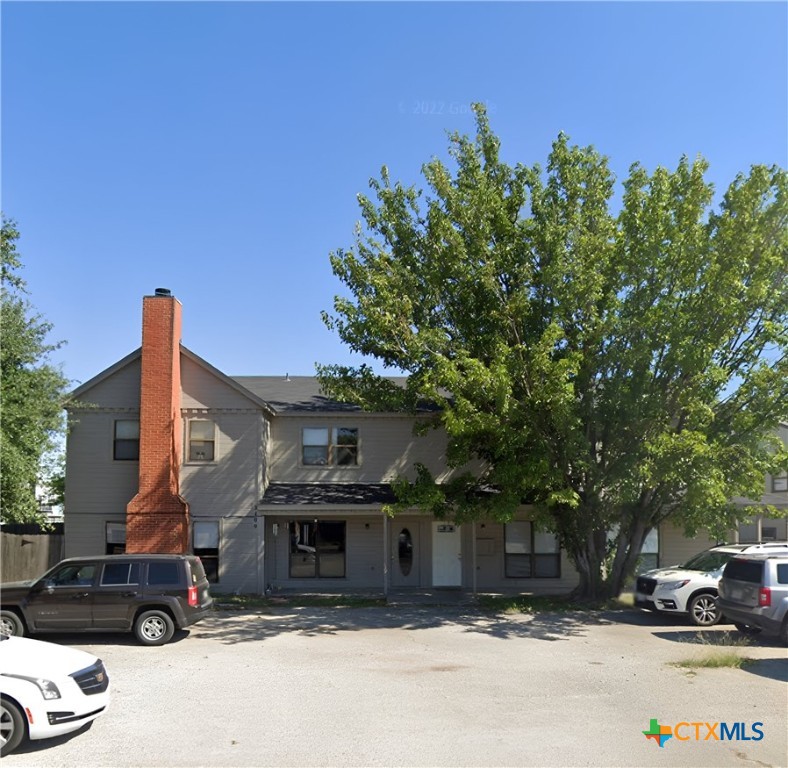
[257,483,398,514]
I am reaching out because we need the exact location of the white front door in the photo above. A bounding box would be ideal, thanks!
[432,523,462,586]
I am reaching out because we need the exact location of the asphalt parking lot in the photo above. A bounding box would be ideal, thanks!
[4,606,787,768]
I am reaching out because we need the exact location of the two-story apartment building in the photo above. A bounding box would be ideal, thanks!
[64,290,787,595]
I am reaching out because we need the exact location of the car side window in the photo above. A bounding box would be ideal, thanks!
[101,562,141,586]
[49,564,96,587]
[146,562,180,586]
[777,564,788,584]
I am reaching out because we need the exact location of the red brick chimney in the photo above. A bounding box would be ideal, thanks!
[126,289,190,553]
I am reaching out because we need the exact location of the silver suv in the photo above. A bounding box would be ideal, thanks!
[717,554,788,645]
[634,542,788,626]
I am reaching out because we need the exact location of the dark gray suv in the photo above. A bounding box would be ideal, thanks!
[0,554,213,646]
[717,554,788,645]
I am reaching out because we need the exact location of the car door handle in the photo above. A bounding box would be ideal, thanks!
[121,591,138,598]
[71,593,90,600]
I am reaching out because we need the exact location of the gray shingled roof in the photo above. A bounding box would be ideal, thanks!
[232,375,446,414]
[260,483,397,505]
[232,376,365,413]
[231,375,419,413]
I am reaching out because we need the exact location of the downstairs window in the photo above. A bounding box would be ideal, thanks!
[289,519,346,578]
[504,522,560,578]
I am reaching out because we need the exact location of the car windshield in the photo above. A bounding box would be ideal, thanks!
[681,551,733,571]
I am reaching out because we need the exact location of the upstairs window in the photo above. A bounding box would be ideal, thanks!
[302,427,358,466]
[333,428,359,466]
[302,428,329,465]
[114,420,139,460]
[188,420,215,462]
[773,472,787,492]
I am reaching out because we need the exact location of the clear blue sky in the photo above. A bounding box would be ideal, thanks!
[3,1,786,388]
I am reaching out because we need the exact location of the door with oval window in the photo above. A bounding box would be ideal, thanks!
[391,523,420,587]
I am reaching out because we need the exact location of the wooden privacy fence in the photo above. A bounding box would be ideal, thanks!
[1,523,64,582]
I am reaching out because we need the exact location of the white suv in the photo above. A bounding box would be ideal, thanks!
[634,542,788,626]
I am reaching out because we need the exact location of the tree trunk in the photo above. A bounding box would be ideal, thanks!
[568,527,617,602]
[567,517,653,602]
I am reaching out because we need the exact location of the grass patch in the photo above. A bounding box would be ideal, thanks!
[671,651,754,670]
[213,593,387,610]
[671,630,756,670]
[475,594,627,614]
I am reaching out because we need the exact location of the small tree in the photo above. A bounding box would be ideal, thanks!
[1,217,69,523]
[319,106,788,600]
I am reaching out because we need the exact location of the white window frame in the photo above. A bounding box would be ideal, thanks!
[187,419,216,463]
[301,427,359,467]
[113,419,139,461]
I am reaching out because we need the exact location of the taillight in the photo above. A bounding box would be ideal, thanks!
[188,586,198,607]
[758,587,771,607]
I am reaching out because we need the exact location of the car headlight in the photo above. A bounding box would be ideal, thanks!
[659,579,690,591]
[2,673,62,700]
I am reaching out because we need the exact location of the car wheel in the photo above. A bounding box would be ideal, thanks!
[733,622,762,636]
[134,610,175,646]
[0,611,24,638]
[688,594,720,626]
[780,619,788,647]
[0,697,26,757]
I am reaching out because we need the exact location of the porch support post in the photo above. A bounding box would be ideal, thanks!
[383,512,389,598]
[472,522,477,595]
[256,512,264,596]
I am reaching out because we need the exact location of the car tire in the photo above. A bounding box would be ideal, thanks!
[688,593,720,627]
[0,697,26,756]
[134,610,175,646]
[733,622,762,636]
[780,620,788,647]
[0,611,25,638]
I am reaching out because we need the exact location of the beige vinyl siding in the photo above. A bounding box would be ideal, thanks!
[208,516,263,595]
[64,410,141,558]
[180,412,266,518]
[72,358,142,407]
[265,516,385,590]
[269,415,477,484]
[65,357,142,558]
[658,523,720,567]
[181,355,260,410]
[64,514,117,557]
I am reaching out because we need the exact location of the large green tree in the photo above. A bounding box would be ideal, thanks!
[1,218,69,523]
[319,106,788,600]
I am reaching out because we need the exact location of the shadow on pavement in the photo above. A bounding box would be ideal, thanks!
[651,627,787,649]
[7,721,93,756]
[182,604,619,644]
[741,657,788,683]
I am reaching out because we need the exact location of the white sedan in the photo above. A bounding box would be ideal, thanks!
[0,634,111,756]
